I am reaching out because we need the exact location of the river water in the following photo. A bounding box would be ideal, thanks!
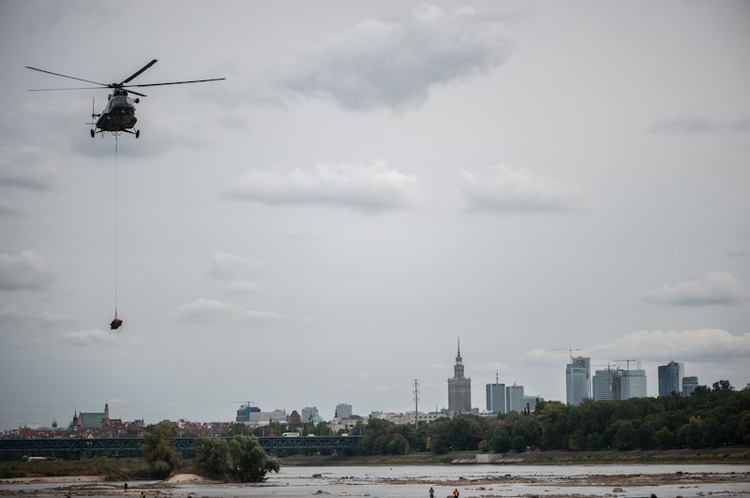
[2,464,749,498]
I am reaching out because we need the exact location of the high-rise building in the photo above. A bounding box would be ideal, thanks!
[658,360,684,396]
[592,366,647,400]
[566,359,588,406]
[335,403,353,419]
[506,383,525,413]
[486,372,506,414]
[448,339,472,416]
[592,368,614,401]
[236,404,261,422]
[301,406,319,423]
[682,376,699,397]
[620,368,647,399]
[522,395,544,413]
[572,356,591,397]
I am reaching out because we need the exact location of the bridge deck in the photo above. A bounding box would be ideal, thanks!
[0,436,360,457]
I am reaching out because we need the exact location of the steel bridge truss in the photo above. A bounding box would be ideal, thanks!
[0,436,360,458]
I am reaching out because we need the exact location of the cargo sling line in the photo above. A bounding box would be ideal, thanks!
[110,135,123,331]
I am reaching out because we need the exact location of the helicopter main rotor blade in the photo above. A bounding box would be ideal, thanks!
[119,59,158,86]
[126,77,226,88]
[25,66,109,87]
[28,86,107,92]
[126,89,148,98]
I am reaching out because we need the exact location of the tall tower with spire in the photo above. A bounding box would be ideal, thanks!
[448,338,472,416]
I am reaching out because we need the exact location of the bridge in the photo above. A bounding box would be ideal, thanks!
[0,436,361,459]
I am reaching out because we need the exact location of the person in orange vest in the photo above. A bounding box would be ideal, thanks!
[453,489,459,498]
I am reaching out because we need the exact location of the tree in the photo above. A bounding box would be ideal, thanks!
[737,411,750,444]
[196,435,280,482]
[227,435,280,482]
[713,380,734,392]
[141,421,179,478]
[612,420,637,450]
[655,426,673,449]
[444,416,485,451]
[489,425,512,453]
[194,437,230,478]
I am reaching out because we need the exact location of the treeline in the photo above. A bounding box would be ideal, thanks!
[349,381,750,455]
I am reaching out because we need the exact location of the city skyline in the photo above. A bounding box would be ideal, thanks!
[4,347,729,431]
[1,1,749,431]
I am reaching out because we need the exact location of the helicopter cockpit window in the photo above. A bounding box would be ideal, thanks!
[110,95,132,107]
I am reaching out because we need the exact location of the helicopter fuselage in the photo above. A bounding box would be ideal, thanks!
[27,59,224,139]
[96,90,137,133]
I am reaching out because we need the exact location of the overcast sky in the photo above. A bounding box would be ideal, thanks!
[1,1,748,430]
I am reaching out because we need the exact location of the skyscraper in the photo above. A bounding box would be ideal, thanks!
[620,368,647,399]
[448,339,471,416]
[682,376,699,397]
[572,356,591,398]
[566,363,588,406]
[506,383,525,413]
[486,371,506,414]
[592,366,647,400]
[592,368,614,401]
[658,360,684,396]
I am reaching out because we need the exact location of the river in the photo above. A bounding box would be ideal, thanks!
[2,464,749,498]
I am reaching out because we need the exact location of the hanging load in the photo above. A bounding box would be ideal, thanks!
[110,309,123,330]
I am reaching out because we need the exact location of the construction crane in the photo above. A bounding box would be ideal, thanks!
[613,359,637,370]
[552,347,582,361]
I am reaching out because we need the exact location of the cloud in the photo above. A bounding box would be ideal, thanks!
[0,305,78,329]
[0,198,21,216]
[173,298,286,323]
[459,165,587,213]
[276,4,511,111]
[60,329,122,348]
[726,244,750,258]
[0,146,57,190]
[37,309,81,328]
[13,328,144,348]
[0,304,29,327]
[590,329,750,362]
[225,280,261,295]
[225,162,425,214]
[479,361,512,376]
[647,116,750,134]
[643,271,748,306]
[0,249,54,291]
[209,252,264,280]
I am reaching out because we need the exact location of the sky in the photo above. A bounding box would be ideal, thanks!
[0,0,748,430]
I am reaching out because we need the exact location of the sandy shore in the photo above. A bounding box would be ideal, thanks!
[1,470,748,497]
[0,475,105,484]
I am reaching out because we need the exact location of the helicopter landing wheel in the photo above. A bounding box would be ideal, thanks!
[135,130,140,139]
[90,129,95,138]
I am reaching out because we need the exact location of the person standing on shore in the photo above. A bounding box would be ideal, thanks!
[429,486,434,497]
[453,488,459,498]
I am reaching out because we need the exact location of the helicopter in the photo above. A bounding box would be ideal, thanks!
[26,59,224,138]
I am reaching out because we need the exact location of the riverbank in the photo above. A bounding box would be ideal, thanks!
[2,464,749,498]
[279,447,750,466]
[1,448,748,481]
